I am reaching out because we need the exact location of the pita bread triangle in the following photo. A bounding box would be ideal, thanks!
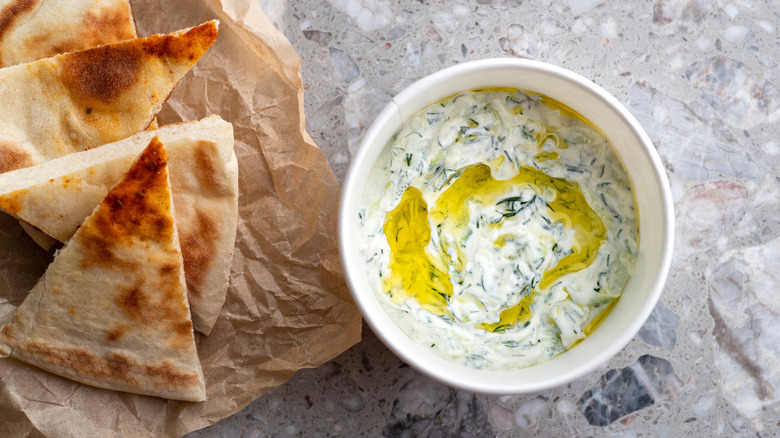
[0,0,137,68]
[0,137,207,402]
[0,20,218,174]
[0,115,238,335]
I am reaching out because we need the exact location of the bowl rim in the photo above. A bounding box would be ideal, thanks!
[338,58,674,394]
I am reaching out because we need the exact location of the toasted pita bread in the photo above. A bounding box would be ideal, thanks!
[0,0,137,67]
[0,20,218,174]
[0,137,206,402]
[0,115,238,335]
[0,0,137,249]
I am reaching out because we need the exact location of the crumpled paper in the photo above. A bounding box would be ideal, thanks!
[0,0,362,436]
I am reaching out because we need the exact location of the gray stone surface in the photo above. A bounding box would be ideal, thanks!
[189,0,780,435]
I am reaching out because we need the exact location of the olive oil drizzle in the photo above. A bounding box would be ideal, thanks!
[384,163,607,334]
[383,186,453,316]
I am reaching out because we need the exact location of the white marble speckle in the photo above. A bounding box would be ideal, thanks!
[328,47,360,84]
[673,181,748,265]
[723,3,740,19]
[571,18,588,35]
[556,398,576,415]
[333,0,394,32]
[695,36,712,50]
[722,25,749,44]
[652,0,711,26]
[341,394,366,412]
[742,177,780,220]
[514,396,548,429]
[601,17,619,40]
[341,27,373,44]
[499,24,539,59]
[490,402,515,431]
[538,16,567,38]
[691,393,716,416]
[405,42,421,66]
[764,141,780,156]
[424,25,443,43]
[757,20,775,33]
[432,10,465,34]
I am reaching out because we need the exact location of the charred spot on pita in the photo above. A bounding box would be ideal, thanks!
[60,43,142,104]
[160,263,178,275]
[180,211,220,299]
[193,141,232,195]
[117,285,146,316]
[106,352,134,379]
[0,190,23,214]
[0,142,34,173]
[77,228,116,268]
[0,322,15,340]
[145,361,200,389]
[106,326,127,342]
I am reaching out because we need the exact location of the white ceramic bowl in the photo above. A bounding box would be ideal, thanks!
[338,58,674,394]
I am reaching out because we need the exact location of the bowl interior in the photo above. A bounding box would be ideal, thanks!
[339,59,673,393]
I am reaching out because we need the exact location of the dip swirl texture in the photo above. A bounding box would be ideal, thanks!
[358,89,638,370]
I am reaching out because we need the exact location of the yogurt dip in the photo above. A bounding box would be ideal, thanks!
[358,89,638,370]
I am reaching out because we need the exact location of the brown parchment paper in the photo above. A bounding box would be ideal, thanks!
[0,0,362,436]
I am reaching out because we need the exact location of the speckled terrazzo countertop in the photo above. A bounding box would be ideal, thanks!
[190,0,780,436]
